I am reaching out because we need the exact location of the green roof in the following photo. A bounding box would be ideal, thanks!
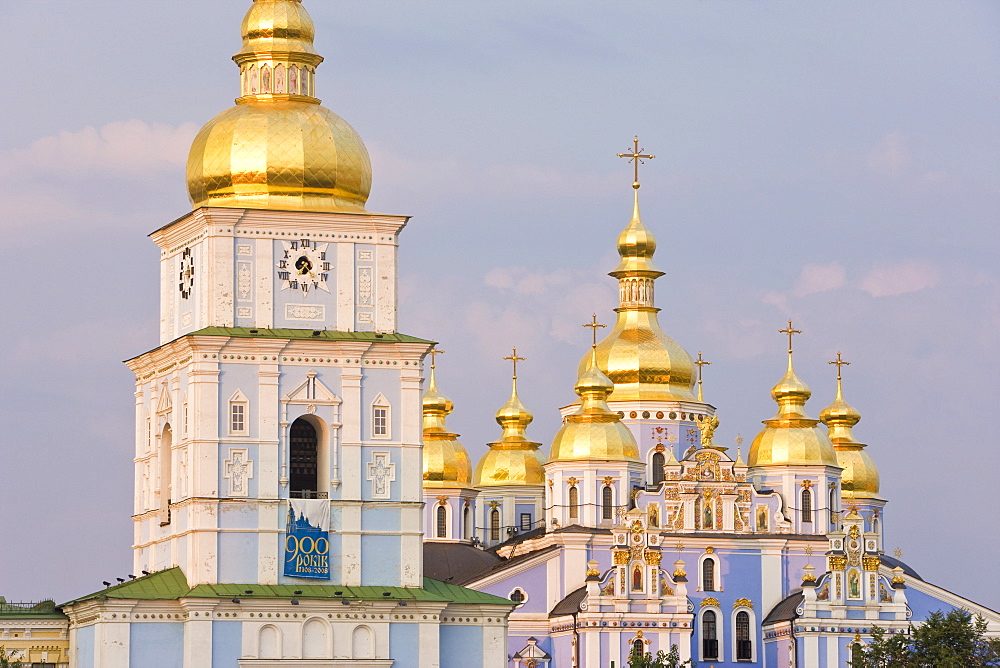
[62,568,513,608]
[189,327,434,345]
[0,600,67,620]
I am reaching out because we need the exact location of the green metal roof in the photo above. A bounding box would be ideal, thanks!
[0,600,66,620]
[62,568,513,608]
[188,327,434,345]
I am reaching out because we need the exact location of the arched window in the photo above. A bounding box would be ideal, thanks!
[371,395,390,438]
[652,451,665,485]
[159,424,173,517]
[801,488,812,523]
[702,558,716,592]
[351,626,372,659]
[829,487,837,529]
[463,506,470,539]
[290,417,318,497]
[436,504,447,538]
[735,610,751,661]
[702,610,719,660]
[632,639,645,658]
[568,486,579,519]
[490,508,500,541]
[852,642,864,666]
[602,485,613,520]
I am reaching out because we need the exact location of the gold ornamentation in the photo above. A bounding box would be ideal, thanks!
[697,414,720,447]
[849,525,860,540]
[603,476,615,485]
[705,546,715,554]
[586,565,601,577]
[654,443,665,453]
[893,547,903,559]
[567,477,579,486]
[863,556,881,571]
[733,598,753,609]
[829,556,847,570]
[891,567,905,585]
[701,597,720,607]
[614,550,630,565]
[488,501,500,509]
[617,136,655,189]
[435,496,449,505]
[801,479,813,489]
[644,550,662,565]
[583,314,607,346]
[695,352,712,402]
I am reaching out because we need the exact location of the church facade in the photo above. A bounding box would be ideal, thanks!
[60,1,514,666]
[420,176,1000,665]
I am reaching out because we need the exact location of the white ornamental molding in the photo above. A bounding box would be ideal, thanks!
[285,304,325,321]
[223,448,254,498]
[238,262,252,301]
[366,452,396,500]
[358,267,373,306]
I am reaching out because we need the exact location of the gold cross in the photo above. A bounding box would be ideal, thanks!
[779,320,802,355]
[504,347,526,379]
[583,314,606,347]
[428,348,445,369]
[617,136,655,189]
[828,351,850,380]
[893,547,903,559]
[695,352,711,402]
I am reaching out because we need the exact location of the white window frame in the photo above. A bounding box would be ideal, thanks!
[229,389,249,436]
[371,393,390,439]
[699,553,722,592]
[508,586,528,607]
[436,501,450,539]
[698,605,725,663]
[731,606,757,663]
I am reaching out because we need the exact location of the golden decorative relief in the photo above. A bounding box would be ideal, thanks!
[849,525,861,539]
[705,546,715,554]
[644,550,662,565]
[829,556,847,570]
[733,598,753,609]
[614,550,630,565]
[863,556,881,571]
[701,597,720,607]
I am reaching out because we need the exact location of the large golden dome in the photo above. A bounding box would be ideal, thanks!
[819,365,881,498]
[551,349,641,462]
[186,0,372,213]
[474,378,547,487]
[582,190,696,402]
[748,352,839,468]
[422,364,473,488]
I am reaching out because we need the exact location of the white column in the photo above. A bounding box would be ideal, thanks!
[803,634,819,666]
[375,242,397,333]
[760,540,786,615]
[182,603,215,668]
[418,620,440,668]
[255,237,274,327]
[336,242,354,331]
[827,634,840,666]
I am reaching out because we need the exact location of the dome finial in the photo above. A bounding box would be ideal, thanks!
[617,135,655,190]
[421,350,472,487]
[695,352,712,402]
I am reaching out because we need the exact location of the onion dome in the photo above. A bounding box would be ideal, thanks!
[748,337,838,468]
[422,362,472,488]
[474,375,547,487]
[551,348,641,462]
[819,360,881,499]
[187,0,372,213]
[580,189,696,402]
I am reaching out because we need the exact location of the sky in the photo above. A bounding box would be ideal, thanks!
[0,1,998,611]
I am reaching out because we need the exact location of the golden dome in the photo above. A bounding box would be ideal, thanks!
[422,363,472,488]
[474,377,547,487]
[582,190,696,402]
[186,0,372,213]
[551,349,641,462]
[748,352,839,468]
[820,367,881,499]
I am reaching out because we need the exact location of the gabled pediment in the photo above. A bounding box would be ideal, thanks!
[282,370,341,405]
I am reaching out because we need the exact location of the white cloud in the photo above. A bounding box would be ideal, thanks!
[859,260,940,297]
[0,119,198,176]
[792,262,847,297]
[867,131,911,176]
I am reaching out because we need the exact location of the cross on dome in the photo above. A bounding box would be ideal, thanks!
[583,314,606,347]
[779,320,802,357]
[504,347,526,379]
[617,136,655,189]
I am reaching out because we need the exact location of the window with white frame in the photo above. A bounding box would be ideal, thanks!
[229,390,249,435]
[733,607,755,662]
[372,393,390,438]
[702,556,718,592]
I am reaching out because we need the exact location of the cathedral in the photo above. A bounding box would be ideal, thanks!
[29,1,996,667]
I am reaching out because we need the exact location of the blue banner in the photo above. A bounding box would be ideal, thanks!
[284,499,330,580]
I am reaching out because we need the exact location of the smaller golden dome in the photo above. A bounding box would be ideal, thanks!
[422,364,472,488]
[550,349,641,462]
[610,192,663,277]
[474,377,547,487]
[820,369,881,499]
[239,0,319,57]
[748,352,839,468]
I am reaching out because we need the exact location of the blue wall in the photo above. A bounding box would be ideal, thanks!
[361,534,401,585]
[75,625,95,668]
[212,621,242,667]
[218,532,259,583]
[440,625,482,668]
[129,622,184,667]
[389,622,421,668]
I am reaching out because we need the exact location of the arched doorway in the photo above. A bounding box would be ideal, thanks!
[290,418,318,497]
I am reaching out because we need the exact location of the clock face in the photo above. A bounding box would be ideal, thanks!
[178,247,194,299]
[277,239,332,295]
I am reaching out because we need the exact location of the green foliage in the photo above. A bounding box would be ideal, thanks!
[627,642,696,668]
[0,647,24,668]
[850,608,1000,667]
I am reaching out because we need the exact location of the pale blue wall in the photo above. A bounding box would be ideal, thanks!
[361,534,401,585]
[440,625,482,668]
[212,621,242,666]
[363,506,401,533]
[75,625,95,668]
[218,532,259,583]
[129,622,184,667]
[389,622,420,668]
